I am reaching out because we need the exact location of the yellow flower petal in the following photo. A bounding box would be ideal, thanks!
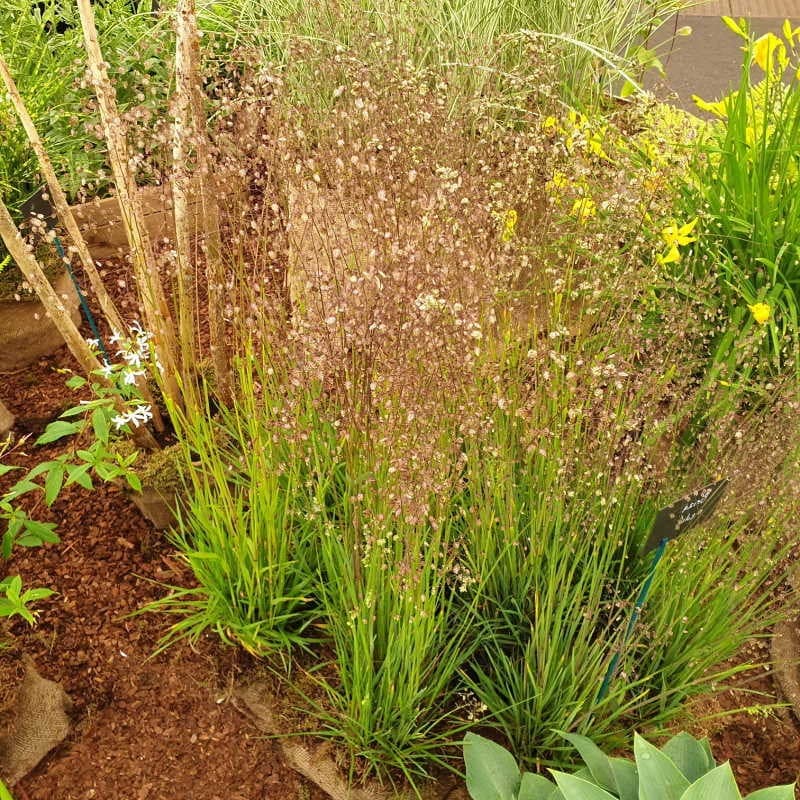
[692,94,729,119]
[677,217,698,238]
[748,302,771,324]
[722,15,748,39]
[570,197,596,223]
[783,18,794,46]
[543,116,559,135]
[753,32,787,74]
[500,209,518,242]
[656,246,681,265]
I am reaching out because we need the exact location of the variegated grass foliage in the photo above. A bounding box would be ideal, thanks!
[194,0,686,107]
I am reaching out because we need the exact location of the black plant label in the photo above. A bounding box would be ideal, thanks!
[643,478,729,553]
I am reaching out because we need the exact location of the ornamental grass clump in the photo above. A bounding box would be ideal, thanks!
[146,43,800,785]
[195,0,686,108]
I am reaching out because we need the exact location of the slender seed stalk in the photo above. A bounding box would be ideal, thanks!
[172,0,198,390]
[175,0,230,402]
[77,0,184,415]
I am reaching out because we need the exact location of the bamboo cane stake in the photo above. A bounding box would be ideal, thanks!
[0,55,125,336]
[0,198,158,450]
[175,0,230,403]
[76,0,184,415]
[0,53,166,433]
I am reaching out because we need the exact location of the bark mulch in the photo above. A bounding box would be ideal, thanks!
[1,347,324,800]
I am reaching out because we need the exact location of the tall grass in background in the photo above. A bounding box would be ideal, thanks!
[0,0,168,221]
[195,0,686,107]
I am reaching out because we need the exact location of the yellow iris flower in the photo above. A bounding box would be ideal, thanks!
[656,218,698,264]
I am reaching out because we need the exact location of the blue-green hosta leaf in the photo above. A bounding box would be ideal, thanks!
[464,733,521,800]
[518,772,559,800]
[744,785,796,800]
[558,731,616,792]
[610,757,638,800]
[551,772,617,800]
[661,733,716,782]
[634,734,690,800]
[678,763,740,800]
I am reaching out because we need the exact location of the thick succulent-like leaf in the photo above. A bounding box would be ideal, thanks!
[558,731,616,792]
[634,734,690,800]
[464,733,521,800]
[744,786,796,800]
[609,756,638,800]
[678,763,740,800]
[661,733,716,782]
[518,771,559,800]
[551,771,618,800]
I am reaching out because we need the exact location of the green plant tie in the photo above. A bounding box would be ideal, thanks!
[597,536,668,702]
[52,235,108,360]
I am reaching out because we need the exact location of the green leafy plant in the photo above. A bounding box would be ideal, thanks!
[682,17,800,378]
[0,575,53,626]
[463,731,796,800]
[0,0,168,224]
[0,364,145,630]
[146,354,318,655]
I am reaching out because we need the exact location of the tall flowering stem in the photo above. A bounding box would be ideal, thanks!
[172,0,198,391]
[77,0,184,415]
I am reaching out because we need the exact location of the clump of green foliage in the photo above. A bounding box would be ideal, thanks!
[682,18,800,380]
[463,730,795,800]
[142,47,800,785]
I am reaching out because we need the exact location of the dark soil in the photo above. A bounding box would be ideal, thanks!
[686,642,800,792]
[1,346,325,800]
[2,342,799,798]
